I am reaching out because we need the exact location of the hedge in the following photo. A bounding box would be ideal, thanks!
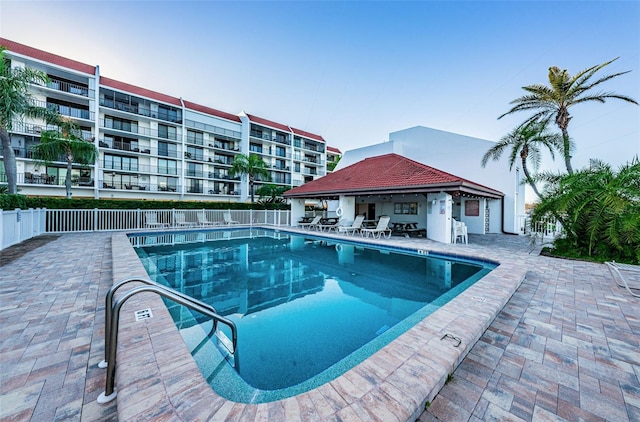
[0,194,290,211]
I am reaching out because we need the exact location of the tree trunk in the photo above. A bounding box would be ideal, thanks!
[520,155,541,198]
[561,129,574,175]
[249,175,255,203]
[0,128,18,194]
[556,108,574,175]
[66,156,73,199]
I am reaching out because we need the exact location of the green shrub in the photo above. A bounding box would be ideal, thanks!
[0,195,290,211]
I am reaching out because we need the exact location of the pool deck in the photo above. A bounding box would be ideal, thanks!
[0,229,638,421]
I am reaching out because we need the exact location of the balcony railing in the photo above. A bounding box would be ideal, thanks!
[100,99,182,124]
[101,119,179,140]
[185,120,242,140]
[100,182,181,192]
[186,170,205,178]
[46,78,92,97]
[47,103,94,120]
[209,141,239,152]
[184,151,205,162]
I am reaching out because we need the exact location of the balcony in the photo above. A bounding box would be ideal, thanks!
[186,134,204,145]
[186,169,205,178]
[100,99,182,123]
[210,140,239,152]
[47,103,93,121]
[184,151,205,162]
[47,78,91,97]
[101,119,179,141]
[9,121,92,140]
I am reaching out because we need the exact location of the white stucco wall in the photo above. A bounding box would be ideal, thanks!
[426,192,452,243]
[336,126,525,234]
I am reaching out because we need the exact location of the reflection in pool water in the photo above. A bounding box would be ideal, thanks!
[131,229,495,403]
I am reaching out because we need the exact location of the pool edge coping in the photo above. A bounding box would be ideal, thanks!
[109,227,528,421]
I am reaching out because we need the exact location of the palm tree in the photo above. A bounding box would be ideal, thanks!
[499,58,638,174]
[0,47,52,194]
[31,116,97,199]
[533,158,640,262]
[229,153,270,203]
[481,120,563,198]
[256,183,287,204]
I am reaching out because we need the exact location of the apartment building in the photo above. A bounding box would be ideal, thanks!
[326,146,342,172]
[0,39,329,201]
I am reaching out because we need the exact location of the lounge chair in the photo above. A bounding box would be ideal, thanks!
[144,212,168,229]
[338,215,365,236]
[223,211,240,225]
[299,215,322,230]
[197,212,220,227]
[317,217,341,233]
[174,212,194,228]
[606,261,640,298]
[360,216,392,239]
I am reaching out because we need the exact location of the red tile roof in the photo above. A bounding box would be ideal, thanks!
[248,114,324,142]
[327,146,341,154]
[284,153,503,198]
[182,100,242,123]
[3,39,324,140]
[290,127,324,142]
[100,76,182,107]
[1,38,96,75]
[248,114,291,132]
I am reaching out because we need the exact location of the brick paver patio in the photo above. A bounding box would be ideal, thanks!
[421,247,640,421]
[0,232,638,421]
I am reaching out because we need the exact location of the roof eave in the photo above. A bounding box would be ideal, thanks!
[284,182,504,199]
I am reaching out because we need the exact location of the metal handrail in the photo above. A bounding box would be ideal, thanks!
[97,281,237,404]
[99,277,219,367]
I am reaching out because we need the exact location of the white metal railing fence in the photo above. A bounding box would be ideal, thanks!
[516,214,563,238]
[1,208,47,250]
[44,209,291,233]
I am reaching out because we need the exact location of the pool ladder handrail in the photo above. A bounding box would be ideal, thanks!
[97,277,237,404]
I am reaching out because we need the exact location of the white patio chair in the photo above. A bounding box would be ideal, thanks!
[299,215,322,230]
[338,215,365,236]
[360,216,392,239]
[144,212,168,229]
[606,261,640,298]
[197,212,220,227]
[223,211,240,225]
[174,212,193,228]
[452,219,468,244]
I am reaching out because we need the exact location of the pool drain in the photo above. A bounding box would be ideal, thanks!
[134,308,153,321]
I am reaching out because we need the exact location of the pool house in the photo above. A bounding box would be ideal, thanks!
[284,153,505,243]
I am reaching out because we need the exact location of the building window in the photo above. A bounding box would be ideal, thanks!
[187,130,203,145]
[104,154,138,171]
[158,124,177,140]
[187,178,203,194]
[158,159,177,175]
[157,176,178,192]
[104,115,137,133]
[185,146,203,161]
[394,202,418,215]
[158,141,177,158]
[187,162,203,178]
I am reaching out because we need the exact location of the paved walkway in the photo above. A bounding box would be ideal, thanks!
[421,237,640,421]
[0,232,638,421]
[0,233,117,421]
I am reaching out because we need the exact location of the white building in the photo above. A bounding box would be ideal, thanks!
[0,38,331,201]
[286,126,525,242]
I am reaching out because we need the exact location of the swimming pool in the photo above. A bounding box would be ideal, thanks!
[131,228,496,403]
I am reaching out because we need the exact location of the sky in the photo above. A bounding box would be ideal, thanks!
[1,0,639,184]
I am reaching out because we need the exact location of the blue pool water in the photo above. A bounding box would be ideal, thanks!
[131,228,496,403]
